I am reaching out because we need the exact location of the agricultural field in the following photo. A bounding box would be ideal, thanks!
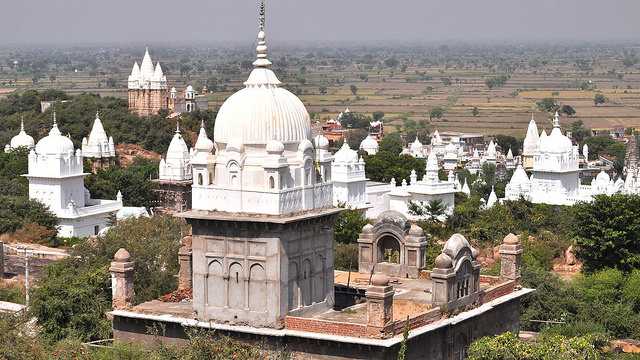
[1,43,640,138]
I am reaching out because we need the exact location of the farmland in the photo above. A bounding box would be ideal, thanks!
[2,42,640,138]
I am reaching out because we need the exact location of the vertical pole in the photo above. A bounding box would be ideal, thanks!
[24,249,30,307]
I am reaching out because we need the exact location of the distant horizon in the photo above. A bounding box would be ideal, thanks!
[0,0,639,46]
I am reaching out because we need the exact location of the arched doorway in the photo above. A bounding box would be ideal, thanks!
[378,235,401,264]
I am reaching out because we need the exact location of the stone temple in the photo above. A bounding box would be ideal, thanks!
[109,4,534,359]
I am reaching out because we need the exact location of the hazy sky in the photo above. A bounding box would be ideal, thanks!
[1,0,639,45]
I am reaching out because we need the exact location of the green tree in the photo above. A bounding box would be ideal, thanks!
[408,199,447,223]
[560,104,576,116]
[468,332,602,360]
[536,98,559,113]
[494,135,522,157]
[350,85,358,96]
[378,133,404,155]
[594,93,607,106]
[572,194,640,272]
[472,106,479,117]
[85,157,158,207]
[429,106,445,120]
[334,208,368,245]
[569,120,591,143]
[0,196,58,243]
[372,111,385,122]
[584,136,624,161]
[30,216,184,343]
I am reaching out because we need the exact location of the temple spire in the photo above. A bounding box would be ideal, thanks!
[553,111,560,128]
[253,0,272,68]
[176,120,181,134]
[20,115,25,132]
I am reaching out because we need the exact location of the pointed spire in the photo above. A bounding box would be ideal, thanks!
[553,111,560,128]
[20,116,25,132]
[175,120,181,134]
[253,0,272,68]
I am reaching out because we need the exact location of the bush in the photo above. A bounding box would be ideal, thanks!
[0,196,58,245]
[30,216,185,343]
[334,243,358,271]
[334,208,368,245]
[572,194,640,272]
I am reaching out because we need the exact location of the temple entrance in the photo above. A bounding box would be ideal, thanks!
[378,235,400,264]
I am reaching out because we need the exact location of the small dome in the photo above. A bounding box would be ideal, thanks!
[360,135,379,152]
[371,273,390,286]
[503,233,519,244]
[334,142,358,163]
[194,123,214,153]
[408,224,424,236]
[166,126,189,161]
[538,128,573,153]
[595,171,610,185]
[313,134,329,150]
[9,120,34,149]
[35,117,75,156]
[114,248,131,262]
[410,138,423,153]
[362,224,374,233]
[509,164,530,187]
[435,253,453,269]
[266,140,285,154]
[186,85,194,92]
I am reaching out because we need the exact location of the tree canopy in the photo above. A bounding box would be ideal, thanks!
[572,194,640,273]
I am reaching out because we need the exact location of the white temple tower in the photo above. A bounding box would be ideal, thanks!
[82,111,116,171]
[179,4,339,329]
[25,113,121,237]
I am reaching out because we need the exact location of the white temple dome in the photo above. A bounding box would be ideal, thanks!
[194,122,214,153]
[10,119,34,149]
[35,115,75,156]
[214,31,310,147]
[166,125,189,159]
[595,170,610,185]
[360,135,379,153]
[334,142,358,163]
[214,84,310,146]
[538,113,572,153]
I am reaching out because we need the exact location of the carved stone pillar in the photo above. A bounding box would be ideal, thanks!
[109,248,135,310]
[500,233,523,283]
[178,235,193,291]
[366,274,394,337]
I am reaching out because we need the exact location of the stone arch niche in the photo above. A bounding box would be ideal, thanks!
[357,210,428,278]
[206,260,224,308]
[248,263,267,312]
[431,233,481,311]
[227,262,244,309]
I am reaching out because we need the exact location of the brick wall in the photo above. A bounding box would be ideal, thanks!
[391,307,442,335]
[285,316,367,338]
[480,280,516,303]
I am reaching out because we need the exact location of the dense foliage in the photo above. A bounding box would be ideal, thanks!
[0,91,216,155]
[365,134,426,183]
[468,332,605,360]
[572,194,640,273]
[0,195,58,237]
[0,313,285,360]
[85,157,159,208]
[30,216,184,343]
[0,147,29,195]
